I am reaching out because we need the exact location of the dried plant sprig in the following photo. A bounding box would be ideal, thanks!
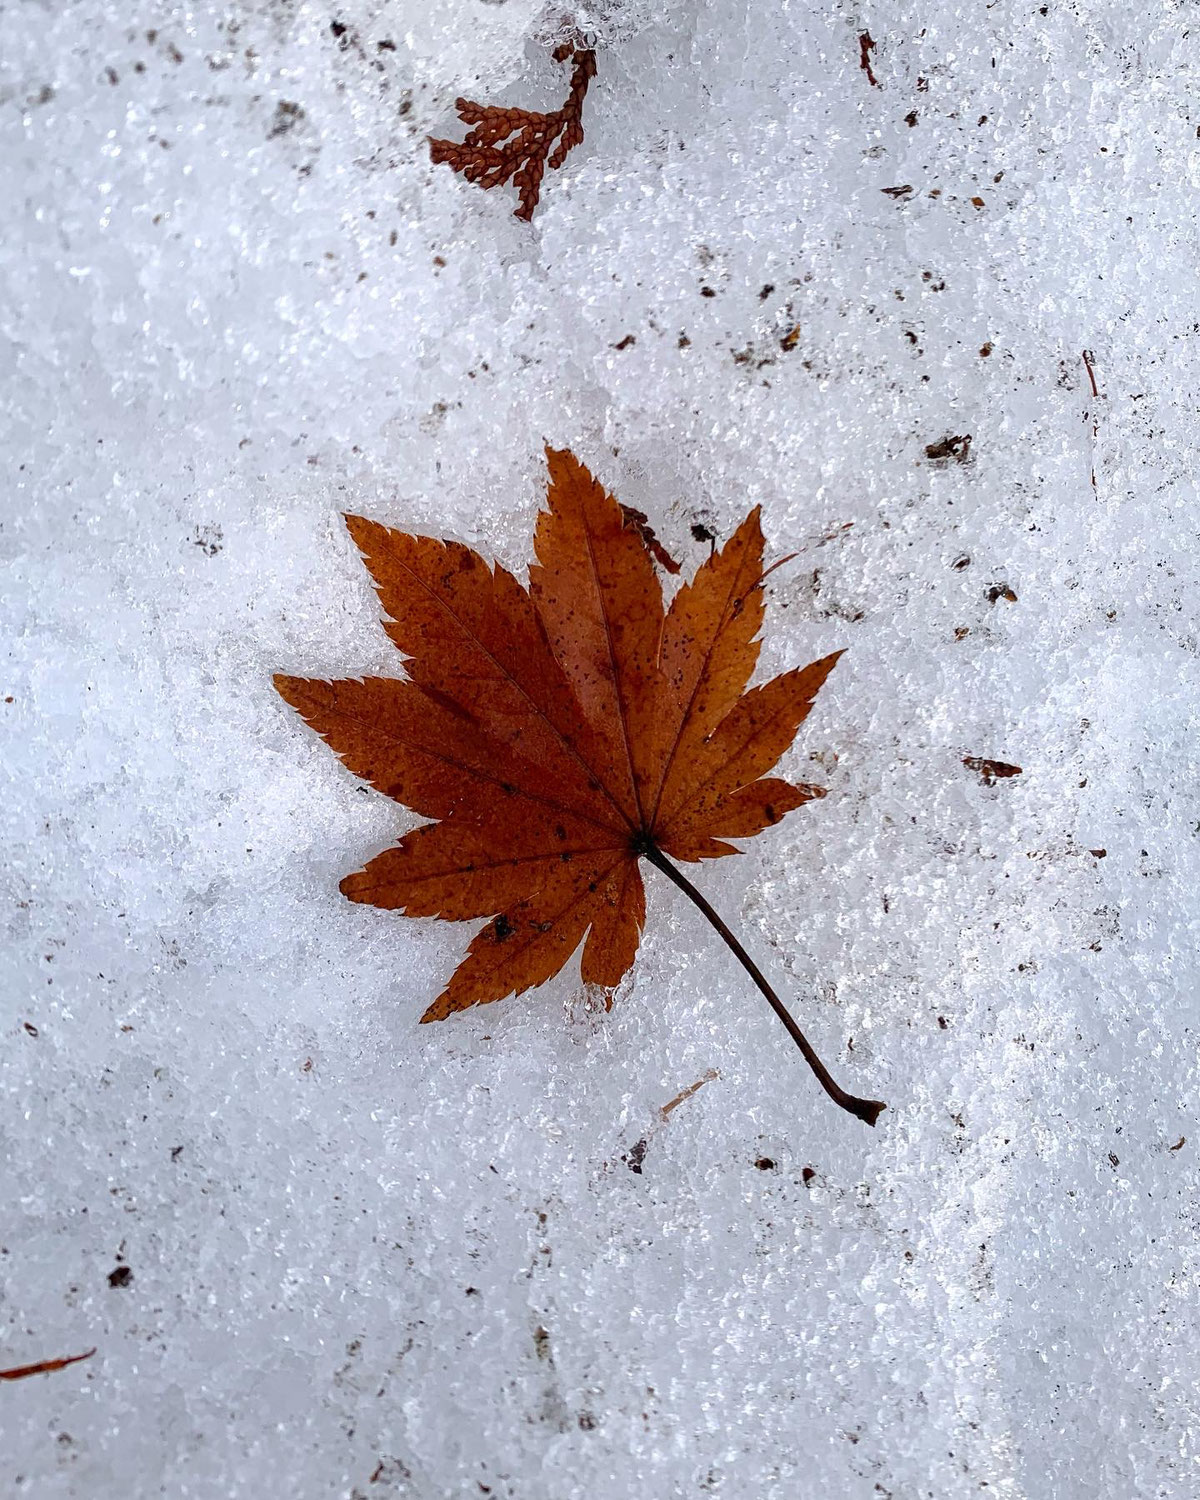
[429,43,597,221]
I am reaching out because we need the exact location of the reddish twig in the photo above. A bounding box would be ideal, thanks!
[0,1347,96,1382]
[859,32,880,88]
[429,44,596,221]
[1082,348,1100,398]
[1082,349,1101,494]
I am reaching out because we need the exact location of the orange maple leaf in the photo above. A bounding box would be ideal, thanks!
[275,449,884,1125]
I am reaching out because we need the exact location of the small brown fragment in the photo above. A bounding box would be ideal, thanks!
[963,756,1022,785]
[611,334,637,351]
[986,583,1017,604]
[801,1166,816,1185]
[881,184,914,199]
[979,342,993,357]
[107,1266,133,1289]
[1169,1137,1186,1151]
[619,505,681,575]
[779,325,801,352]
[924,434,972,465]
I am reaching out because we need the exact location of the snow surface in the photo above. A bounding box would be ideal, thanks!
[4,1,1199,1496]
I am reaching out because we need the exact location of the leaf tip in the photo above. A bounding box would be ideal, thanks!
[342,513,374,549]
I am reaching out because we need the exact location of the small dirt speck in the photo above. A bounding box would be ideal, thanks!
[268,100,304,139]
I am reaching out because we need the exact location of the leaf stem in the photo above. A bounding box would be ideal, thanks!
[641,844,886,1127]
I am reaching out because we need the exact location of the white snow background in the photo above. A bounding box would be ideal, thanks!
[3,1,1199,1495]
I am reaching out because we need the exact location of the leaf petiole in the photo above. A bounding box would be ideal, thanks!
[641,844,886,1127]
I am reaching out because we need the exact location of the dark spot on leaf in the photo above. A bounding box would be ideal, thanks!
[492,914,515,942]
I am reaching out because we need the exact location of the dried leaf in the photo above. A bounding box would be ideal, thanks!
[429,45,595,222]
[276,448,883,1123]
[0,1348,95,1382]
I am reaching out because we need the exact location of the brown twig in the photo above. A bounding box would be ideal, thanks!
[429,44,596,221]
[622,1069,720,1173]
[660,1068,720,1119]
